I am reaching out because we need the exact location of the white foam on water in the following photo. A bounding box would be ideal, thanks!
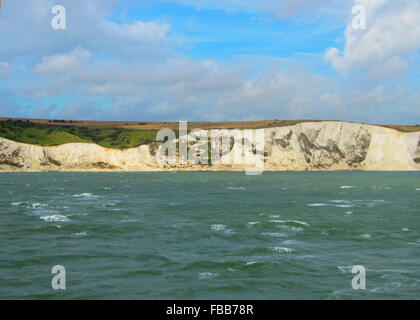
[307,203,328,207]
[360,233,372,239]
[40,215,70,222]
[340,186,356,189]
[73,193,99,198]
[416,188,420,191]
[72,232,87,237]
[289,220,310,227]
[408,242,420,246]
[199,272,217,280]
[337,266,353,274]
[330,200,352,204]
[35,225,61,230]
[269,214,280,218]
[227,186,246,191]
[402,228,409,232]
[346,211,353,215]
[280,240,306,247]
[101,202,118,207]
[247,221,260,227]
[246,261,257,266]
[261,232,288,238]
[278,225,304,232]
[121,219,142,223]
[31,203,48,208]
[211,224,226,231]
[269,219,286,223]
[11,202,28,207]
[271,247,294,254]
[73,193,92,197]
[333,204,356,208]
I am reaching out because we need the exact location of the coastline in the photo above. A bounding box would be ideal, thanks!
[1,121,419,172]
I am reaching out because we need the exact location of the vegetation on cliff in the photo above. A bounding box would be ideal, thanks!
[0,120,158,149]
[0,119,419,149]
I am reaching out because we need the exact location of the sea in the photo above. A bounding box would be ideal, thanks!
[0,171,419,299]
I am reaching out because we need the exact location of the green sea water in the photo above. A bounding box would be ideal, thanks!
[0,172,419,299]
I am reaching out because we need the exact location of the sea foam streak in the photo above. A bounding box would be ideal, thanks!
[73,193,99,198]
[40,215,70,222]
[307,203,328,207]
[271,247,294,254]
[211,224,226,231]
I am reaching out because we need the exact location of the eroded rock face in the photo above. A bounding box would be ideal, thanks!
[0,121,419,171]
[414,139,420,164]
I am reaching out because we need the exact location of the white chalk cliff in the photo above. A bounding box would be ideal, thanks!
[0,121,419,172]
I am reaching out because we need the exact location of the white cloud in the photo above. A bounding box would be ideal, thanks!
[0,0,172,62]
[25,46,420,123]
[0,0,419,124]
[35,46,91,74]
[326,0,420,78]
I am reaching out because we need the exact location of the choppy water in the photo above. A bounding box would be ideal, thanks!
[1,172,419,299]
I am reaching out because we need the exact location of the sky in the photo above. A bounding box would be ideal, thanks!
[0,0,419,124]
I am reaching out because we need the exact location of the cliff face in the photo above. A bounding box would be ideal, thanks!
[0,121,419,172]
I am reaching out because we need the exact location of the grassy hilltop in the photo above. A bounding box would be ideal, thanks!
[0,119,311,149]
[0,118,419,149]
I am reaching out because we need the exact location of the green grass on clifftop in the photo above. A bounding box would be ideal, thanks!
[0,120,158,149]
[1,119,419,149]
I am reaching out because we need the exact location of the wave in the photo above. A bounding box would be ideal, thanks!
[261,232,288,238]
[271,247,294,254]
[73,193,99,198]
[31,203,48,208]
[11,201,28,207]
[269,220,310,229]
[278,225,304,232]
[280,240,305,246]
[40,215,70,222]
[329,200,352,204]
[210,224,226,231]
[227,186,246,191]
[11,202,49,209]
[289,220,310,227]
[340,186,356,189]
[334,204,356,208]
[337,265,353,274]
[199,272,218,280]
[247,221,260,227]
[307,203,328,207]
[71,232,87,237]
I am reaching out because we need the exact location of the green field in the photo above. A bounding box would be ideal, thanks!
[0,120,158,149]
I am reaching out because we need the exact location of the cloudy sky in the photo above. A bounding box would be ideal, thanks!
[0,0,419,124]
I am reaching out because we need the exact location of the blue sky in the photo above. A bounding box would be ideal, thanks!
[0,0,419,124]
